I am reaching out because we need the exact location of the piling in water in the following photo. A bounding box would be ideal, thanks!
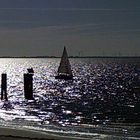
[24,73,34,100]
[1,73,8,101]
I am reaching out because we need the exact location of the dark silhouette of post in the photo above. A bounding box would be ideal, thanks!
[1,73,8,101]
[24,73,34,100]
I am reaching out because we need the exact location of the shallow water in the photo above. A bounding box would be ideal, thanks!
[0,58,139,139]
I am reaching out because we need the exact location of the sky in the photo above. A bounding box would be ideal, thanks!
[0,0,140,56]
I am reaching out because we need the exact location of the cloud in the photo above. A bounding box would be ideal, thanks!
[0,23,139,56]
[0,6,139,30]
[0,7,129,11]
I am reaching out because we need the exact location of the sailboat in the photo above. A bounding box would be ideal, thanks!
[55,46,73,80]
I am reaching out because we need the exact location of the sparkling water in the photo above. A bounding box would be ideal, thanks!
[0,58,139,139]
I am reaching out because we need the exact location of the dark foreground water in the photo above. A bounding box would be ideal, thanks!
[0,58,139,139]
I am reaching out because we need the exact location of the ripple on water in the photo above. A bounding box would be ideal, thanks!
[0,58,139,138]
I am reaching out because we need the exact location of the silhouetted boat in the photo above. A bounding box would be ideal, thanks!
[55,46,73,80]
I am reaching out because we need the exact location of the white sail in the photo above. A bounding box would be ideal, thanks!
[58,46,73,76]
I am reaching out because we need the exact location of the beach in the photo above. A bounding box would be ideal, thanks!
[0,127,139,140]
[0,127,92,140]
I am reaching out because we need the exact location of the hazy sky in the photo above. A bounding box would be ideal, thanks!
[0,0,140,56]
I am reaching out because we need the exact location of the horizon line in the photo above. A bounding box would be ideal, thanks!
[0,56,140,58]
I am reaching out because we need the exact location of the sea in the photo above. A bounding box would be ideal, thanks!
[0,58,139,139]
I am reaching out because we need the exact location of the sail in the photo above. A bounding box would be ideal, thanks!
[58,46,73,76]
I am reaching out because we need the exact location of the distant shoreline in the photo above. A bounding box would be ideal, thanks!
[0,56,140,58]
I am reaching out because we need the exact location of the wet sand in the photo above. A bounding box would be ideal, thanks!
[0,126,139,140]
[0,127,90,140]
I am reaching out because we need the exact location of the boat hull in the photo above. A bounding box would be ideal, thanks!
[55,75,73,80]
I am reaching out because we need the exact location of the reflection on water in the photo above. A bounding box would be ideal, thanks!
[0,58,139,138]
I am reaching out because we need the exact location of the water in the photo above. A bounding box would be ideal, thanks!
[0,58,139,139]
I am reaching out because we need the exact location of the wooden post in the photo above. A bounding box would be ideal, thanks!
[1,73,8,101]
[24,73,34,100]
